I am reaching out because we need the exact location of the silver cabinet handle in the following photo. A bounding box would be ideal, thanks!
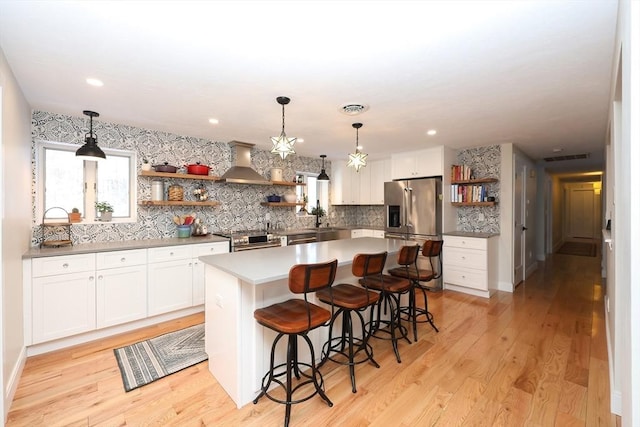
[120,257,126,262]
[63,263,69,268]
[89,276,95,281]
[98,275,103,280]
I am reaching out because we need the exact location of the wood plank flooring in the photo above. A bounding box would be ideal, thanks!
[7,252,621,426]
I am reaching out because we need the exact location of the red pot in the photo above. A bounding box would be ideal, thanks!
[185,162,211,175]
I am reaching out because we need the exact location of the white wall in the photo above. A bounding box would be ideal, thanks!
[607,0,640,423]
[0,46,32,421]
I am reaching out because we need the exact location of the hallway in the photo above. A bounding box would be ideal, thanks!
[7,251,618,426]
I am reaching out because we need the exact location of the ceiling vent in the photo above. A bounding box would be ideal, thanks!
[338,103,369,116]
[543,153,590,162]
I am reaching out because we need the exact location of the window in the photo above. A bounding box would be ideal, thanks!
[37,141,136,222]
[296,172,329,215]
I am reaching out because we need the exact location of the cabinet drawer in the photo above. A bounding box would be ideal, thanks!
[96,249,147,269]
[444,266,488,291]
[32,254,96,277]
[148,245,192,263]
[191,242,229,257]
[444,236,487,250]
[444,247,486,270]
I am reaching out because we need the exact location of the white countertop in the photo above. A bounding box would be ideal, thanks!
[199,237,406,285]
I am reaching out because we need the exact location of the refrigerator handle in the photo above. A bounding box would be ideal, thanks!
[405,186,413,229]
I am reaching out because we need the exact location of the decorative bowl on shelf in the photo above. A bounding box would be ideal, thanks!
[266,194,281,203]
[283,193,296,203]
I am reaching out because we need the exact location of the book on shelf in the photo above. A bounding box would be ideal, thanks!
[451,164,472,181]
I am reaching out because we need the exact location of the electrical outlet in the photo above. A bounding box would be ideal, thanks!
[478,213,485,221]
[215,294,224,308]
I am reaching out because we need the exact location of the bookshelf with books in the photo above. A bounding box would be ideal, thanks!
[450,165,498,206]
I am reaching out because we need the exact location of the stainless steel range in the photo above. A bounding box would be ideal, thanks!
[215,230,284,252]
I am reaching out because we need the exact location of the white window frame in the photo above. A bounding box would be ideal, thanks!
[36,141,137,224]
[296,172,329,215]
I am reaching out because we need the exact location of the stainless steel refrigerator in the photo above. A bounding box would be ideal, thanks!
[384,178,442,288]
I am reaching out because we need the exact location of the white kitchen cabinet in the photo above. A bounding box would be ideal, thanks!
[332,158,390,205]
[391,146,444,180]
[31,254,97,344]
[191,242,229,305]
[331,160,360,205]
[148,246,194,316]
[96,249,147,328]
[442,234,498,298]
[351,229,386,239]
[370,159,391,205]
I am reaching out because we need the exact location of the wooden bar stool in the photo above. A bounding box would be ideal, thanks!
[359,245,418,363]
[389,240,441,341]
[253,259,338,427]
[316,252,384,393]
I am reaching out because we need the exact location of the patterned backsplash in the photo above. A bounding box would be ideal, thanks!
[30,111,383,245]
[455,145,501,233]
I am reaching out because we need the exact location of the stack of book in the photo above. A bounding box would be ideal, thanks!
[451,164,472,181]
[451,184,487,203]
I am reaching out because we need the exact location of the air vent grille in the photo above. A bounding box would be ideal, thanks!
[339,103,369,116]
[543,153,590,162]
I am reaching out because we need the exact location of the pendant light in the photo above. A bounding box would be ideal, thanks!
[347,122,367,172]
[75,110,106,161]
[270,96,296,160]
[317,154,330,181]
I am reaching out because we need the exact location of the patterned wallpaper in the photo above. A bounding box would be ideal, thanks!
[455,145,501,233]
[30,111,494,245]
[31,110,358,245]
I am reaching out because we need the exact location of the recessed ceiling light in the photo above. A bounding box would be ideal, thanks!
[208,118,219,124]
[552,148,563,153]
[86,78,103,87]
[427,129,437,136]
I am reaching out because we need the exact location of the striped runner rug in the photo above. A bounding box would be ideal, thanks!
[114,323,207,392]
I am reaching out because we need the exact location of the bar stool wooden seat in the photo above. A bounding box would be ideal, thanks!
[359,245,419,363]
[253,259,338,427]
[316,252,384,393]
[388,240,442,341]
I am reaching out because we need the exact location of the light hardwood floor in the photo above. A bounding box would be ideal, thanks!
[7,251,620,426]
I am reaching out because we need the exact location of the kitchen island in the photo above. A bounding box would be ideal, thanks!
[199,237,406,408]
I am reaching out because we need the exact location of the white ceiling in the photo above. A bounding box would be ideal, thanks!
[0,1,618,173]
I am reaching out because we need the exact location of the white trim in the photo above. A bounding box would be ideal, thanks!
[25,306,203,356]
[443,283,492,299]
[36,140,137,223]
[605,299,622,415]
[4,346,26,414]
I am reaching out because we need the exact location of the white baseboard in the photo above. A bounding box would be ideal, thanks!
[497,280,514,292]
[4,345,26,421]
[26,306,203,356]
[525,261,538,278]
[444,283,491,298]
[604,302,622,415]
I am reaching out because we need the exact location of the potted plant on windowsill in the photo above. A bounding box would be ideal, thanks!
[95,201,114,222]
[68,207,82,223]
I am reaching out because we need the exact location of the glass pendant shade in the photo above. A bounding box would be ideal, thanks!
[347,122,367,172]
[76,110,106,161]
[317,154,330,180]
[270,96,296,159]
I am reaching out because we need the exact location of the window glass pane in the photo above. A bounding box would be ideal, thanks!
[44,148,84,218]
[97,154,131,217]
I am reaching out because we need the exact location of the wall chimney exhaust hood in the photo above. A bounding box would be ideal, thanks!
[216,141,271,185]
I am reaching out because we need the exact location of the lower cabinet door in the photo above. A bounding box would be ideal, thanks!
[96,265,148,328]
[148,259,193,316]
[32,272,96,344]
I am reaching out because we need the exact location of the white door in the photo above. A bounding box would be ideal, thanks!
[513,162,525,285]
[569,188,595,238]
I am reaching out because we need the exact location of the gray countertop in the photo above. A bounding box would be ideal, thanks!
[199,237,404,285]
[23,235,229,259]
